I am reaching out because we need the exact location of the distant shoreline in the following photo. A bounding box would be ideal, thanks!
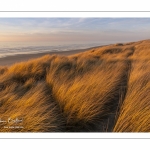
[0,45,104,66]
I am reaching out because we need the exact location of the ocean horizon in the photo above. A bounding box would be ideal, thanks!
[0,41,123,58]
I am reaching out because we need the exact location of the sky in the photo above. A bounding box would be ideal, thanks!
[0,18,150,43]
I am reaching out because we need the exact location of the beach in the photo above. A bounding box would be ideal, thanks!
[0,47,96,66]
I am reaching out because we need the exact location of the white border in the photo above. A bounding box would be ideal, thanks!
[0,12,150,17]
[0,0,149,11]
[0,133,150,139]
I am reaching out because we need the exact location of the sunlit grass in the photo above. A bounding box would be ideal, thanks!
[0,39,150,132]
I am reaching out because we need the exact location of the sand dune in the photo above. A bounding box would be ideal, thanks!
[0,39,150,132]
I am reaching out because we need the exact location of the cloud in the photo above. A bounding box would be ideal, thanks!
[0,18,150,42]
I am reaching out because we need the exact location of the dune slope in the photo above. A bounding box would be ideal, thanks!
[0,39,150,132]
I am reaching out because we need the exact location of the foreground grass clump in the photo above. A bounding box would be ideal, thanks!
[0,39,150,132]
[0,55,65,132]
[46,57,130,131]
[113,60,150,132]
[0,82,65,132]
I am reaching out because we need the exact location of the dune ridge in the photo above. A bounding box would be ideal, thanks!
[0,39,150,132]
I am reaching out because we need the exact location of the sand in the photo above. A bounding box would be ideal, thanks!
[0,46,100,66]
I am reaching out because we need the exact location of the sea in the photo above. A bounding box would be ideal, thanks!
[0,41,115,58]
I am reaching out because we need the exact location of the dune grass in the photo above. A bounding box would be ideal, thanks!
[113,51,150,132]
[0,39,150,132]
[46,57,130,131]
[113,40,150,132]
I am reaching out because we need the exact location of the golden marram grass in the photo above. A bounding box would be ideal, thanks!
[0,39,150,132]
